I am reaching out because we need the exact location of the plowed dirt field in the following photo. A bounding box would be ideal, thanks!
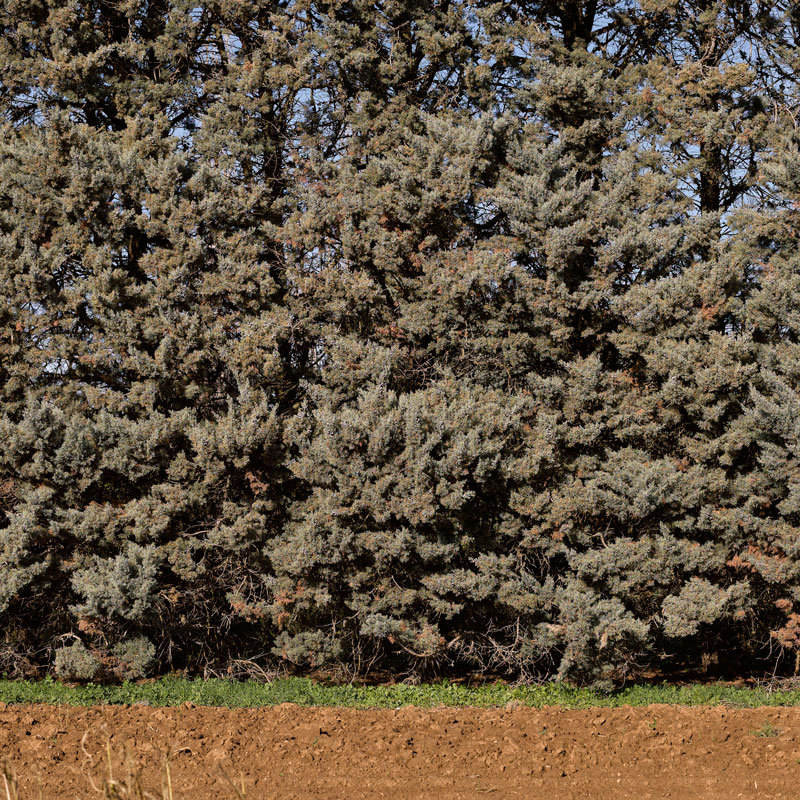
[1,702,799,798]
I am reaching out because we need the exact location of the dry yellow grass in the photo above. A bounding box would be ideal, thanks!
[2,741,248,800]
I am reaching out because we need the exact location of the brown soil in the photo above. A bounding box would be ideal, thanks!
[1,702,799,799]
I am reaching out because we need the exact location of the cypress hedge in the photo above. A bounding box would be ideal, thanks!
[2,0,800,686]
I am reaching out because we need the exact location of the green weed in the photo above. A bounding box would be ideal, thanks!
[752,721,781,738]
[2,676,800,709]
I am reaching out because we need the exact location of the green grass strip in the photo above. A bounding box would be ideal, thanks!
[2,676,800,709]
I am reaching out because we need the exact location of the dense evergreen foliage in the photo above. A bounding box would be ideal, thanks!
[2,0,800,686]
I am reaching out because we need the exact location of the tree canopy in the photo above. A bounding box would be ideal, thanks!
[2,0,800,685]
